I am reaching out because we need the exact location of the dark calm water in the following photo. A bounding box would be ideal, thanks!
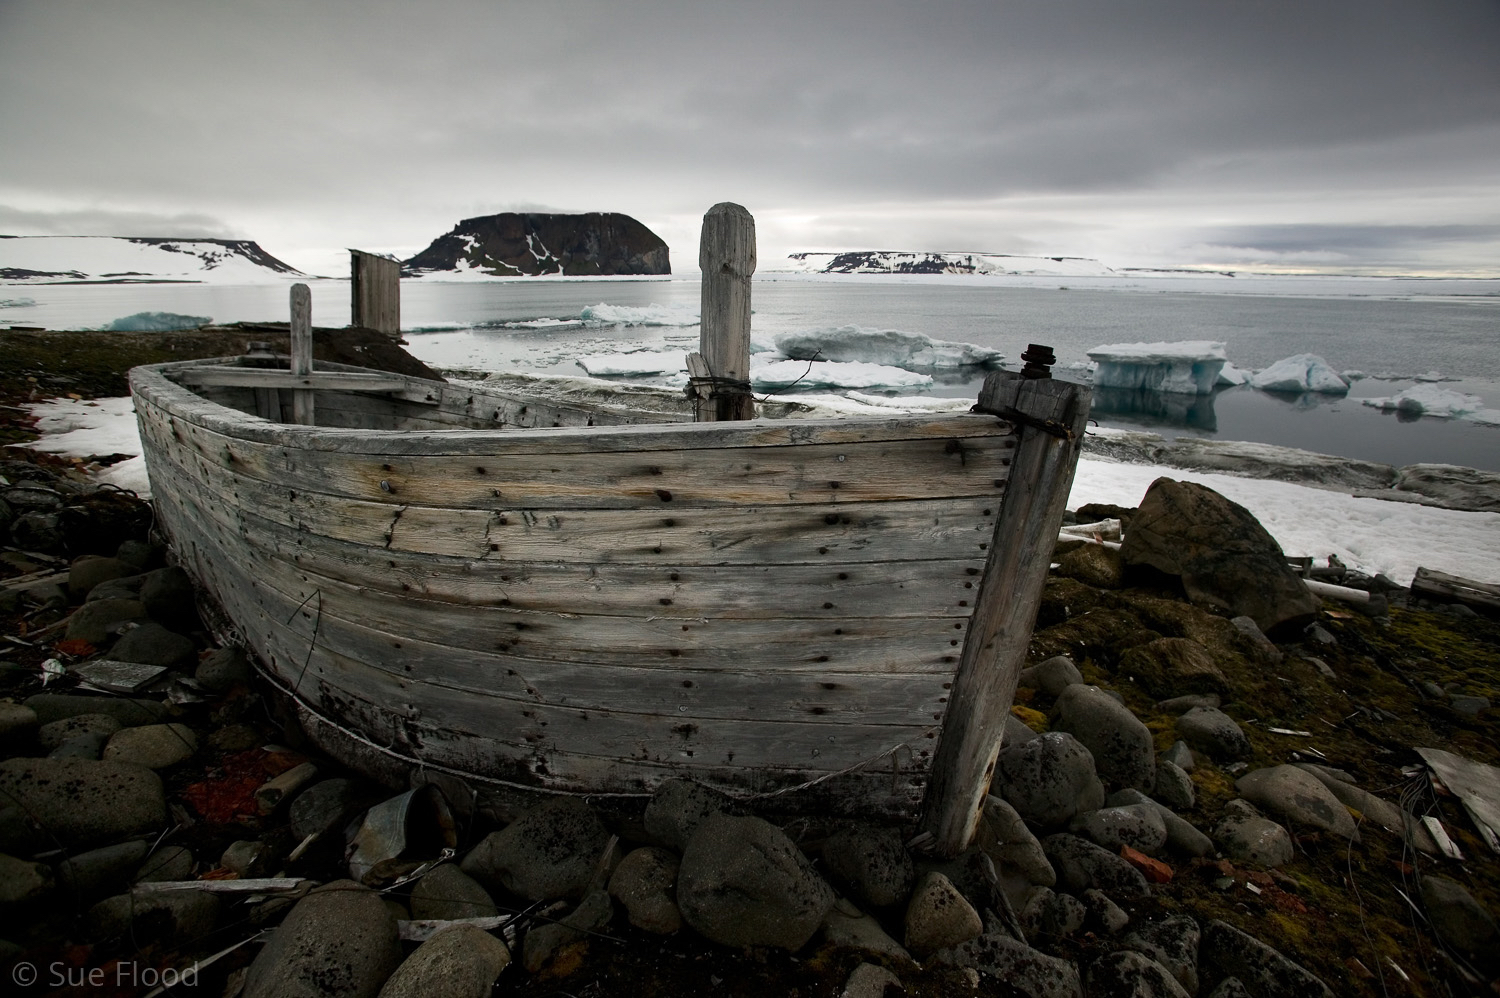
[6,275,1499,470]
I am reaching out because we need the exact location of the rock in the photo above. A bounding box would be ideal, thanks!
[1119,479,1317,638]
[1070,806,1168,856]
[256,761,319,814]
[115,538,163,571]
[677,813,835,951]
[87,574,146,602]
[1057,543,1125,588]
[1176,707,1250,761]
[55,840,151,899]
[0,703,38,749]
[1205,980,1251,998]
[522,889,613,973]
[0,851,53,908]
[139,566,198,630]
[210,723,261,753]
[975,795,1056,887]
[1005,712,1041,746]
[102,722,198,769]
[1018,885,1057,937]
[1236,766,1360,841]
[1419,876,1499,964]
[1042,892,1087,937]
[1156,694,1220,713]
[1161,741,1195,771]
[1200,919,1333,997]
[109,621,196,669]
[1118,638,1229,698]
[1292,764,1409,837]
[1451,694,1490,718]
[13,512,63,552]
[996,731,1105,829]
[608,846,681,935]
[1229,616,1283,662]
[935,932,1083,997]
[290,778,366,841]
[1122,915,1200,995]
[50,733,109,759]
[822,898,911,962]
[410,863,498,921]
[904,871,983,959]
[1033,655,1085,696]
[0,757,166,848]
[1106,789,1214,858]
[821,823,914,909]
[839,962,904,998]
[1087,950,1191,997]
[88,890,220,945]
[64,598,147,645]
[1084,888,1130,934]
[460,797,609,902]
[68,555,132,598]
[24,692,167,726]
[642,778,734,850]
[37,712,121,751]
[245,880,401,998]
[0,806,46,855]
[1042,834,1150,898]
[377,923,511,998]
[197,646,253,692]
[1213,800,1294,868]
[136,844,194,882]
[222,839,272,878]
[1153,761,1195,811]
[404,212,671,277]
[1052,685,1155,794]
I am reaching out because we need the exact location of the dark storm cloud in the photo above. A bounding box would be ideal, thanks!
[0,0,1496,272]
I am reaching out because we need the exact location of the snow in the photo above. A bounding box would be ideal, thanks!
[751,359,934,390]
[0,236,305,285]
[11,397,151,495]
[578,350,688,376]
[1087,341,1227,395]
[1249,354,1350,394]
[1361,384,1500,426]
[774,325,1002,369]
[17,392,1500,589]
[778,251,1116,278]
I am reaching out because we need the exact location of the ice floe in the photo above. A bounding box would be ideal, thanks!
[1361,384,1500,425]
[578,350,688,377]
[579,302,700,326]
[1216,362,1250,386]
[1086,341,1227,395]
[1249,354,1349,394]
[774,325,1003,369]
[752,359,934,390]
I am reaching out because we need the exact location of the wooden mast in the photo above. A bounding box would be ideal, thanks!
[691,203,756,421]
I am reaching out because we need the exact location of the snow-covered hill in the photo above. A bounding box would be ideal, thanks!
[778,250,1116,277]
[0,236,306,284]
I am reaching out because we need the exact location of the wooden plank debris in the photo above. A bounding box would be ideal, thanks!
[1412,566,1500,614]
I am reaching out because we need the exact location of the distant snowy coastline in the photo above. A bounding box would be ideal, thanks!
[0,236,306,285]
[778,250,1115,277]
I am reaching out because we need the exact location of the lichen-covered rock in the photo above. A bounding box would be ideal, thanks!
[1200,919,1332,997]
[822,898,911,962]
[1213,800,1294,868]
[608,846,682,935]
[643,778,734,851]
[1042,833,1150,898]
[904,871,983,959]
[0,757,166,848]
[102,722,198,769]
[461,798,610,902]
[377,923,510,998]
[88,890,220,947]
[1176,707,1251,761]
[38,713,121,752]
[934,932,1083,997]
[1420,876,1499,967]
[996,731,1105,829]
[410,863,497,921]
[244,880,401,998]
[1070,805,1168,856]
[821,823,914,909]
[1086,949,1191,998]
[1052,685,1155,793]
[975,795,1056,887]
[1235,765,1360,841]
[1153,761,1196,811]
[522,890,612,973]
[677,813,835,951]
[1121,914,1200,995]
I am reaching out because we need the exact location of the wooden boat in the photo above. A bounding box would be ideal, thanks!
[129,211,1090,855]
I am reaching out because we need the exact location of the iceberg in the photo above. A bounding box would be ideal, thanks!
[577,350,687,376]
[751,358,934,391]
[1085,340,1227,395]
[774,325,1002,370]
[1249,354,1349,394]
[1216,362,1250,386]
[579,302,699,327]
[1361,384,1500,425]
[104,311,212,331]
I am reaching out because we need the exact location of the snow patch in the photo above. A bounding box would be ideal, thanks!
[0,236,305,285]
[1087,341,1227,395]
[1249,354,1350,394]
[11,397,150,496]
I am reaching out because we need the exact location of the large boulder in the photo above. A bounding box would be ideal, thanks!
[1235,766,1360,842]
[676,813,835,951]
[1051,685,1155,793]
[608,846,682,935]
[377,923,510,998]
[460,798,610,902]
[1043,834,1151,898]
[1119,479,1317,637]
[409,864,497,921]
[996,731,1105,829]
[1200,919,1333,997]
[0,757,165,848]
[244,880,401,998]
[820,823,914,909]
[903,871,983,959]
[934,933,1083,997]
[1086,950,1191,998]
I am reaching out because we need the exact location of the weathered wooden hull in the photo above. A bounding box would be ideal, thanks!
[130,358,1084,831]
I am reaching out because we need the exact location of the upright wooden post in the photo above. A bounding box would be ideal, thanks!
[921,360,1091,856]
[289,283,315,426]
[695,203,756,421]
[350,249,401,339]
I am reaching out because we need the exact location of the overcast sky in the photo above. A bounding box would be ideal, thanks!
[2,0,1497,277]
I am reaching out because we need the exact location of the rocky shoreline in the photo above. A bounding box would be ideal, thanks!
[0,336,1496,997]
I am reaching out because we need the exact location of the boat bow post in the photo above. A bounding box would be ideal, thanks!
[921,348,1092,857]
[689,202,756,421]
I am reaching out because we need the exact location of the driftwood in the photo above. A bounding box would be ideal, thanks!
[1411,567,1500,614]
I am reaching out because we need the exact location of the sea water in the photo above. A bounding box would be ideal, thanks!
[6,275,1499,470]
